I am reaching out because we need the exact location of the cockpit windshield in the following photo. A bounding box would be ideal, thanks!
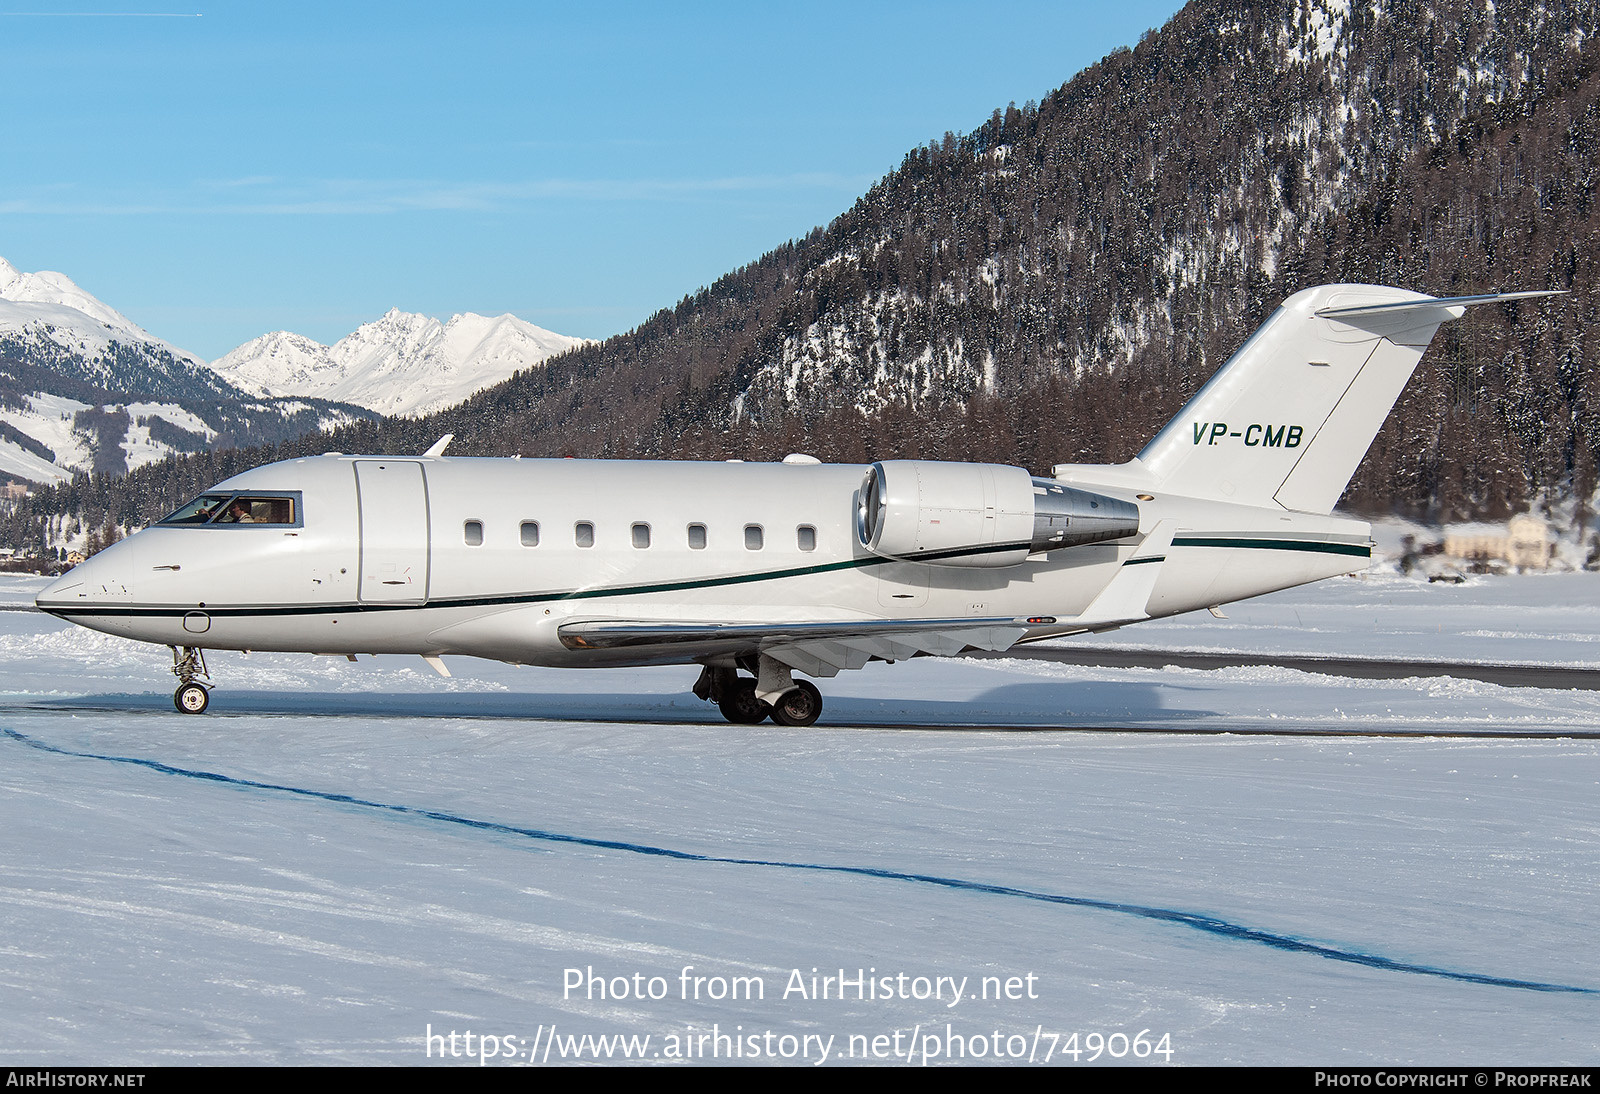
[159,493,300,527]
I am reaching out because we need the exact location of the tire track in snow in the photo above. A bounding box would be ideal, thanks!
[9,727,1595,997]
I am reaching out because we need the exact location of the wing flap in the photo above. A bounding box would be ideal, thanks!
[558,616,1031,672]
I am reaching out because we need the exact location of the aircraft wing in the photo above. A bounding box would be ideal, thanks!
[557,616,1034,677]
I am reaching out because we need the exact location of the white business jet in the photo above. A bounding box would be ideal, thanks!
[37,284,1558,724]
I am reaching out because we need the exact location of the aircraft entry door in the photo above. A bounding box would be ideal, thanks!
[355,460,430,603]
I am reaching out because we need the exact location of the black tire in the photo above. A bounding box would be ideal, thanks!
[175,683,210,715]
[769,680,823,727]
[717,678,769,724]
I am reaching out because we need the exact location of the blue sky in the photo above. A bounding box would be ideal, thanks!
[1,0,1187,360]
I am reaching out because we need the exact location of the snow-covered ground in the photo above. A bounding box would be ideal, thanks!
[1,571,1597,1065]
[1046,567,1600,671]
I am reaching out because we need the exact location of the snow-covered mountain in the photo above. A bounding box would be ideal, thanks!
[210,309,589,418]
[0,255,585,490]
[0,256,237,403]
[0,257,375,486]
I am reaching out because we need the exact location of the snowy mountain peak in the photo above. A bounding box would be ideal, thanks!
[208,331,341,400]
[343,309,443,359]
[209,307,590,418]
[0,256,146,338]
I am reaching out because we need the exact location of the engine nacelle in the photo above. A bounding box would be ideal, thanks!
[857,460,1139,567]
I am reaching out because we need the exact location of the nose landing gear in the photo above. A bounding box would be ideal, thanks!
[169,646,212,715]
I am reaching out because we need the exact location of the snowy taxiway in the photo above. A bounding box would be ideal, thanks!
[1,570,1596,1064]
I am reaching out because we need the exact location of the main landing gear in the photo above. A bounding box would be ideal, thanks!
[693,661,824,727]
[768,680,823,727]
[170,645,212,715]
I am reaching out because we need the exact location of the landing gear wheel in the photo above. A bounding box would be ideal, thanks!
[769,680,823,727]
[174,682,210,715]
[717,678,769,724]
[169,646,213,714]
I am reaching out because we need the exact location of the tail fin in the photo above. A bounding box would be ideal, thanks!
[1096,284,1560,514]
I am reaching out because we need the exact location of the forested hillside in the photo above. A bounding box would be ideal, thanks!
[6,0,1597,555]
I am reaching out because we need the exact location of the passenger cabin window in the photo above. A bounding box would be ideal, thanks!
[520,521,540,547]
[631,523,651,549]
[575,521,595,548]
[159,493,299,527]
[687,523,707,550]
[463,520,483,546]
[797,525,816,551]
[744,524,764,550]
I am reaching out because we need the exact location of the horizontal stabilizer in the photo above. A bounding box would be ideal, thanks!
[1314,290,1564,320]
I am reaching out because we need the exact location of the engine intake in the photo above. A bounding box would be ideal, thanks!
[857,460,1139,567]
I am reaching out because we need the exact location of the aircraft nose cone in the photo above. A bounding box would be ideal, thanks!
[35,569,84,609]
[36,542,137,611]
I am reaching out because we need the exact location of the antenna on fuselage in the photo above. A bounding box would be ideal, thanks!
[422,434,454,458]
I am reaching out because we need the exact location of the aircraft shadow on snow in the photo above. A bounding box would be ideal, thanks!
[20,679,1201,728]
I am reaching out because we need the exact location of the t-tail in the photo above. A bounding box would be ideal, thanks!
[1060,284,1562,514]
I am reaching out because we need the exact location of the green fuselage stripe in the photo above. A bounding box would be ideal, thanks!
[1171,536,1370,557]
[41,535,1367,621]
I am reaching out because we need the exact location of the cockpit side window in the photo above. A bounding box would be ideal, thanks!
[159,492,302,527]
[159,494,234,525]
